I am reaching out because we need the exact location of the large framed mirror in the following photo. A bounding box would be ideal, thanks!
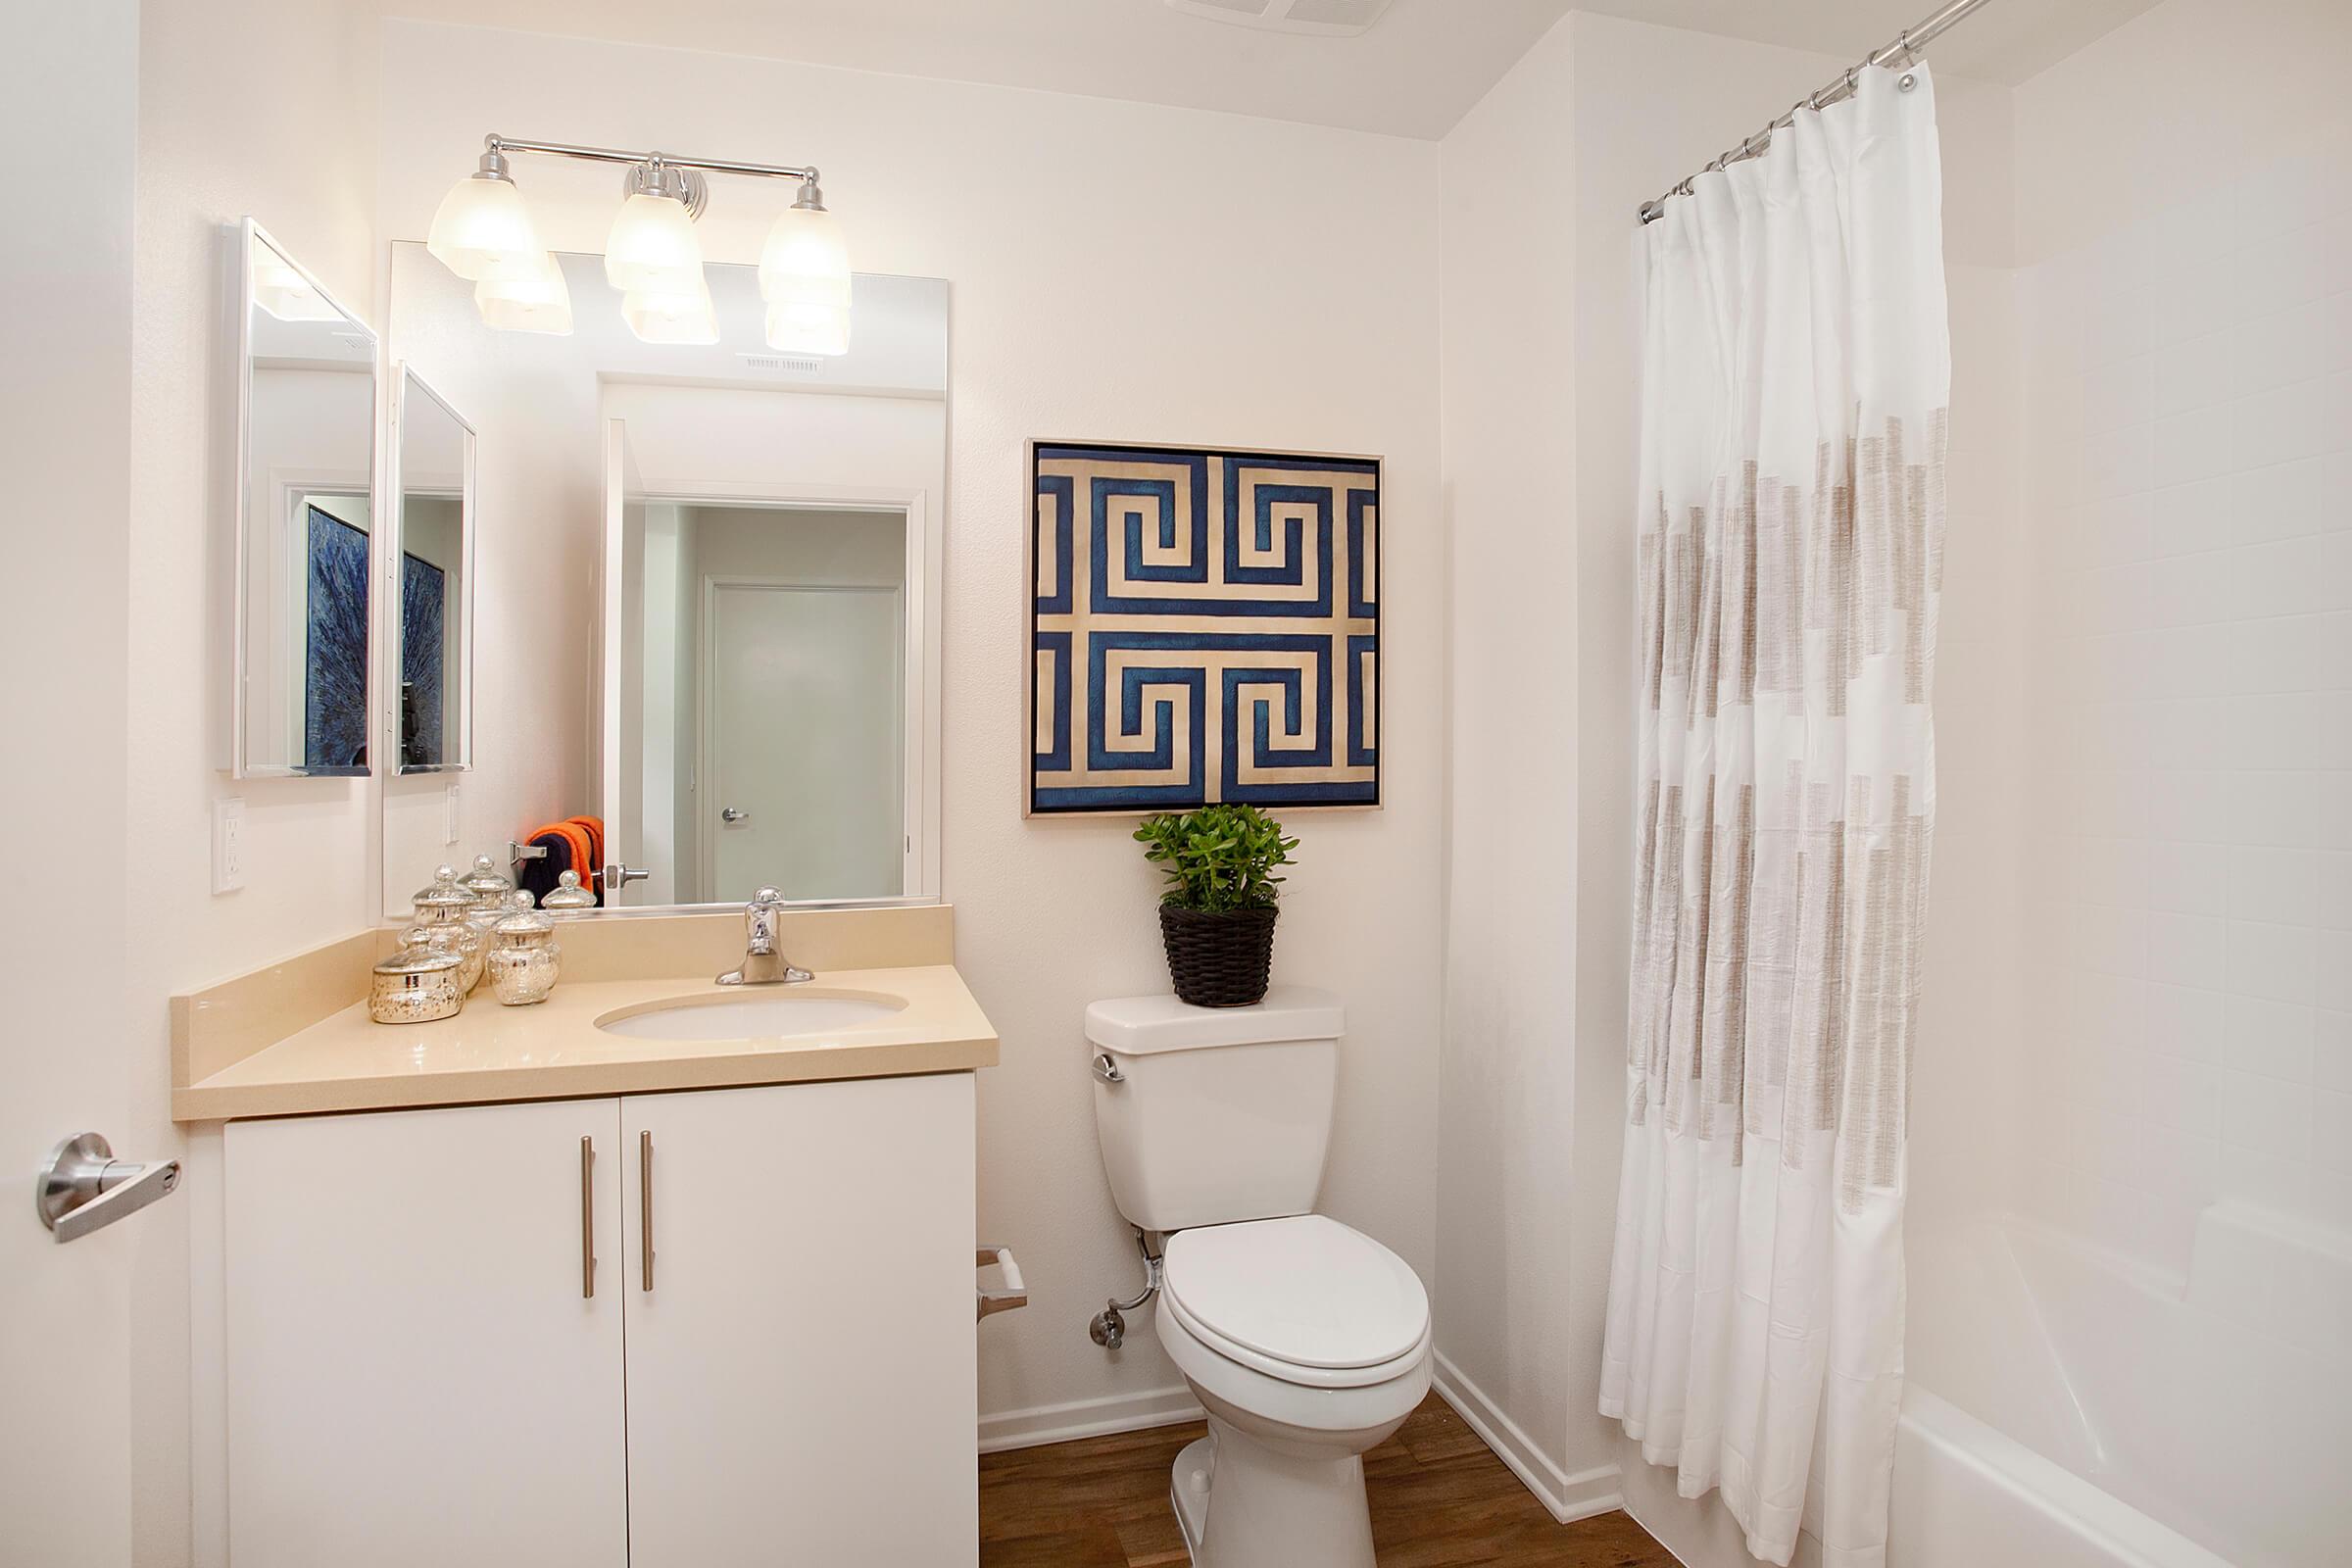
[225,220,379,777]
[387,367,474,773]
[382,244,946,915]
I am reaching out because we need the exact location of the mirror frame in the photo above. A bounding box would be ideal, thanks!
[386,364,476,775]
[220,218,380,779]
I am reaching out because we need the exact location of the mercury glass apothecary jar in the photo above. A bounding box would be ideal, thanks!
[540,869,598,912]
[410,865,486,993]
[487,892,562,1005]
[368,930,466,1024]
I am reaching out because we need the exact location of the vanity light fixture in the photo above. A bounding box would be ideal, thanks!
[425,134,853,353]
[473,250,573,335]
[603,164,708,295]
[759,174,852,355]
[424,149,543,283]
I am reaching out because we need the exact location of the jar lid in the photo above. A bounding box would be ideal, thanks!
[411,864,474,915]
[460,853,515,902]
[542,869,598,911]
[376,927,463,977]
[493,889,556,942]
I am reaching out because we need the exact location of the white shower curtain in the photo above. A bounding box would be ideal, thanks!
[1598,64,1948,1568]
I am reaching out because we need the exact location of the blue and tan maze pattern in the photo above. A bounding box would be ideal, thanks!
[1029,442,1380,814]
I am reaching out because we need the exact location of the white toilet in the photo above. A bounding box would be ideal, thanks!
[1086,987,1432,1568]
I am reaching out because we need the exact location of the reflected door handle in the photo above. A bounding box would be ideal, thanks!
[37,1133,181,1245]
[720,808,749,823]
[602,862,652,889]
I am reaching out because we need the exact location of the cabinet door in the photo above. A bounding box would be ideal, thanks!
[621,1073,977,1566]
[225,1099,629,1568]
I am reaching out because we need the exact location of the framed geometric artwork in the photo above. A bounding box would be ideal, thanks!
[1027,439,1380,816]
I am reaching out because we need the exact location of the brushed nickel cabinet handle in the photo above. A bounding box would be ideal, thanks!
[639,1130,655,1294]
[580,1136,596,1299]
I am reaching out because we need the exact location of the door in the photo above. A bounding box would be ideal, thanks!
[620,1075,977,1566]
[224,1100,629,1568]
[705,580,905,902]
[1,7,144,1562]
[598,416,648,904]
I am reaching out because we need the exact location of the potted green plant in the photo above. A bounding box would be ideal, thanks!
[1133,804,1299,1008]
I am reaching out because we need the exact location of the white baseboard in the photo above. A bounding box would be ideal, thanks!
[1433,1350,1624,1524]
[979,1384,1205,1454]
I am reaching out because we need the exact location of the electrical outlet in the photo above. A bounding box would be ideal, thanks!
[212,798,246,895]
[446,782,462,845]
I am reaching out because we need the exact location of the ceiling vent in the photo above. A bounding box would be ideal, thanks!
[1163,0,1396,37]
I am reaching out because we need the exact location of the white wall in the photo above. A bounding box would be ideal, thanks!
[1432,10,1586,1505]
[2004,0,2352,1274]
[126,2,382,1563]
[376,19,1446,1442]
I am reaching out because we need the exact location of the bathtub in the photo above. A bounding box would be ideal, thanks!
[1888,1205,2351,1568]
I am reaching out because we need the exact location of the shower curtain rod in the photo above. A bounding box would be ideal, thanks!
[1636,0,1994,223]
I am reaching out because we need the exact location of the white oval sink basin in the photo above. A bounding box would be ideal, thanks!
[596,992,905,1042]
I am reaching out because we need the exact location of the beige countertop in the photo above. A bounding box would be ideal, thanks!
[172,963,999,1122]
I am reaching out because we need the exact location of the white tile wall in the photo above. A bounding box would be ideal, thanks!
[2016,146,2352,1271]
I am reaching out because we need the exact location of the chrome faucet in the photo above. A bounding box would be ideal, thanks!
[716,886,812,986]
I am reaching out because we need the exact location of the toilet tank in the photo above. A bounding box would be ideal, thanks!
[1086,986,1343,1233]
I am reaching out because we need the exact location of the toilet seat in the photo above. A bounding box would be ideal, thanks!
[1161,1215,1430,1391]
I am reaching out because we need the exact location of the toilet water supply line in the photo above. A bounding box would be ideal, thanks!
[1090,1228,1164,1350]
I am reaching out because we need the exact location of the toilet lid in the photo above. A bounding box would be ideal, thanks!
[1162,1215,1429,1371]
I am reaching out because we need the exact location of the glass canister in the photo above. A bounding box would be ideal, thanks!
[368,928,465,1024]
[487,891,562,1006]
[460,853,516,926]
[541,868,598,913]
[410,865,486,994]
[462,857,516,950]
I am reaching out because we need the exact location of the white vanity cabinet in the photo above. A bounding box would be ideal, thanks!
[223,1072,978,1567]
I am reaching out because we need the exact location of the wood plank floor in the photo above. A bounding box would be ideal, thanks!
[979,1393,1675,1566]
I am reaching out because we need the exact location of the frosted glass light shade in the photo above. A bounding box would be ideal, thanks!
[621,282,719,345]
[765,297,851,357]
[604,193,706,294]
[474,252,572,334]
[251,257,341,321]
[758,205,851,310]
[425,174,542,283]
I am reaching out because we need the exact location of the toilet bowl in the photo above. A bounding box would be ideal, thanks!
[1085,989,1430,1564]
[1152,1213,1432,1568]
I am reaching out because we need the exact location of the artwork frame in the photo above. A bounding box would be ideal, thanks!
[302,503,372,773]
[399,550,447,769]
[1025,438,1382,818]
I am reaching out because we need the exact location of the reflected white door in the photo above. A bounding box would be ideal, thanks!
[1,6,143,1561]
[598,416,646,904]
[704,581,904,903]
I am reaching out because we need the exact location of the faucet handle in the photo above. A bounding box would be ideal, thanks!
[744,887,783,956]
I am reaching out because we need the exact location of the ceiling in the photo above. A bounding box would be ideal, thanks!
[1571,1,2169,90]
[381,0,2166,140]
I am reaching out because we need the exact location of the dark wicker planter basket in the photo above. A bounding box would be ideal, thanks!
[1158,904,1279,1008]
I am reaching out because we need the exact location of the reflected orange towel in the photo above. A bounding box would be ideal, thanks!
[521,819,597,899]
[565,816,605,886]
